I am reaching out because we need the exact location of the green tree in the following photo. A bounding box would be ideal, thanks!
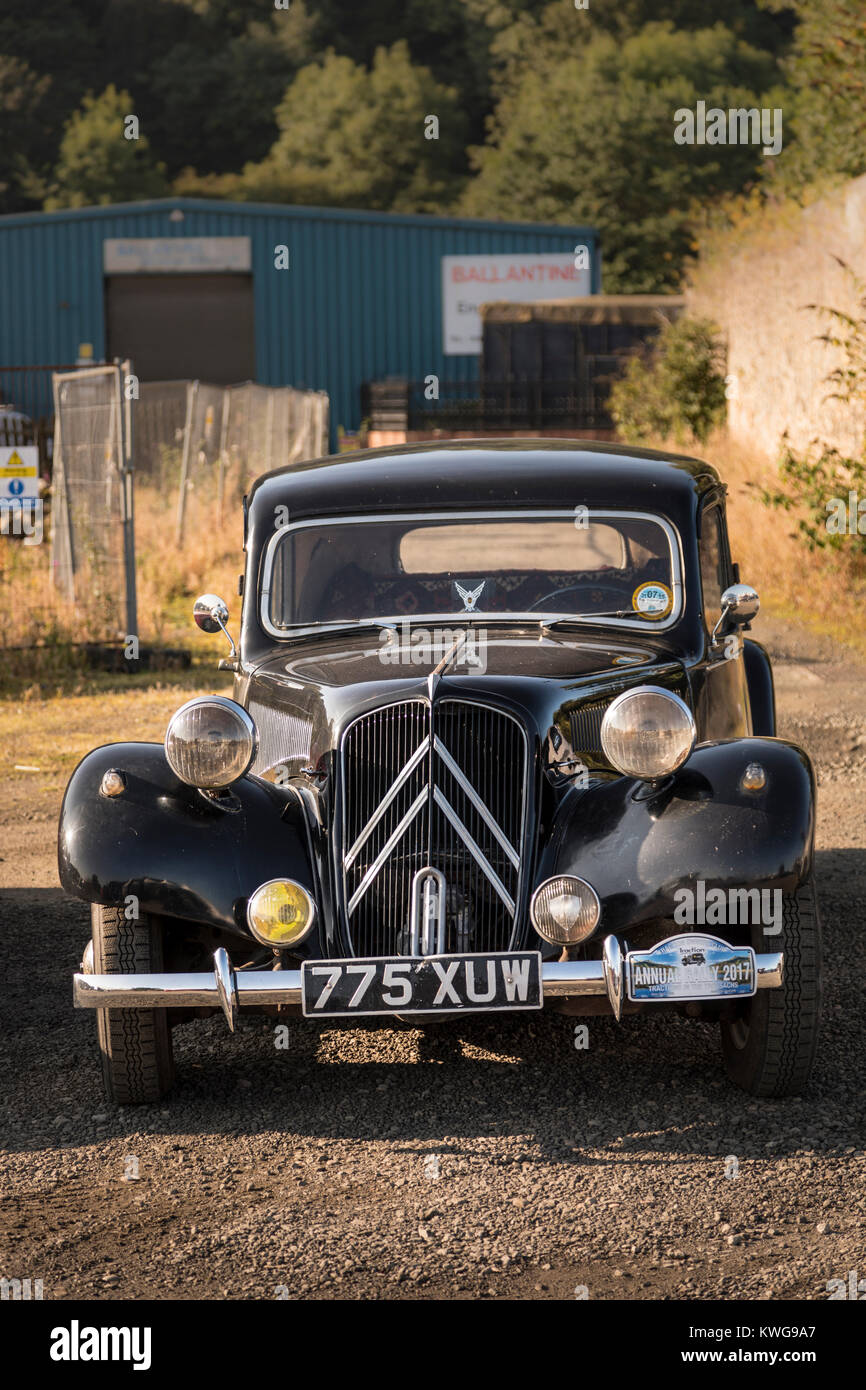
[462,21,784,291]
[609,316,728,444]
[45,86,168,210]
[759,0,866,191]
[0,55,52,212]
[147,1,317,178]
[235,42,466,213]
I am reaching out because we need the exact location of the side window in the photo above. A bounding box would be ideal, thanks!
[699,506,727,631]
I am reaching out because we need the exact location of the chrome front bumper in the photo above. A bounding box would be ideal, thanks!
[73,938,785,1031]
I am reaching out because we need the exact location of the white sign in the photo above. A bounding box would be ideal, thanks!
[0,445,39,502]
[442,252,592,355]
[104,237,252,274]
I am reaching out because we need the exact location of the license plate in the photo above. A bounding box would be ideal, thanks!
[626,933,756,1003]
[301,952,543,1018]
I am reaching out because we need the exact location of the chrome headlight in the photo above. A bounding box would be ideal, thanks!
[600,686,695,781]
[165,696,256,789]
[530,875,600,945]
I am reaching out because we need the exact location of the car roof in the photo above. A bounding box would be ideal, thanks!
[247,439,721,524]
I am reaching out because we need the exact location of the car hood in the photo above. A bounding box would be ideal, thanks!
[248,626,671,689]
[239,626,691,784]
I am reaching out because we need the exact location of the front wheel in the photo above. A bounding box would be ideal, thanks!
[91,904,175,1104]
[720,874,822,1097]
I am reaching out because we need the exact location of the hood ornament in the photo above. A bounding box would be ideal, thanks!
[455,580,485,613]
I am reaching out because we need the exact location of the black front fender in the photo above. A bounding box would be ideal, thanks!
[542,737,815,936]
[58,743,316,942]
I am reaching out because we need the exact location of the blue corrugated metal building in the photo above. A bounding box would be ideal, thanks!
[0,197,599,448]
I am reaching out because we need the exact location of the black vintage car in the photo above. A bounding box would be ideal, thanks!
[61,441,822,1102]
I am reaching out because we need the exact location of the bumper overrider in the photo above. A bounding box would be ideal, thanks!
[73,937,785,1031]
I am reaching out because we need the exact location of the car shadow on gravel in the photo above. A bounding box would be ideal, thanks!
[1,848,863,1166]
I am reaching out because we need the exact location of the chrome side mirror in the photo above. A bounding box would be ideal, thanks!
[711,583,760,647]
[193,593,238,669]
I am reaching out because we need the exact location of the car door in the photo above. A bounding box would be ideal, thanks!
[692,497,752,741]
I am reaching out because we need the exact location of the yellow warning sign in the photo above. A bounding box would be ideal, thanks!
[0,445,39,484]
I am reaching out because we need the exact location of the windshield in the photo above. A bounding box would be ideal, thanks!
[264,511,680,631]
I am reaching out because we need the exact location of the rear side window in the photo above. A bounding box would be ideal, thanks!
[699,506,728,630]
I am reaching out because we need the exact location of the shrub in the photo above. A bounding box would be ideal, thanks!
[762,259,866,564]
[609,315,728,445]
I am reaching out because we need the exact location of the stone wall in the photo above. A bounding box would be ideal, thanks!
[687,175,866,459]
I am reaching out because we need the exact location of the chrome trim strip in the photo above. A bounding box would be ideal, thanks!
[602,934,625,1021]
[409,866,447,956]
[213,947,237,1032]
[432,785,515,916]
[347,786,428,914]
[344,735,430,868]
[433,734,520,870]
[72,949,786,1013]
[260,508,685,639]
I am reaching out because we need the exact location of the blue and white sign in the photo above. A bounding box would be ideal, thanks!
[626,933,756,1002]
[104,237,252,274]
[0,445,39,502]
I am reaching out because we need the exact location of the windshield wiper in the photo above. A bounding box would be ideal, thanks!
[544,612,636,628]
[281,620,398,641]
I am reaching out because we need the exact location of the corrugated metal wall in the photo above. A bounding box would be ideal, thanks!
[0,198,599,444]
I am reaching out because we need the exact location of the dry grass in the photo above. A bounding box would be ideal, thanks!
[700,431,866,657]
[2,436,863,693]
[133,473,244,647]
[0,467,246,669]
[0,667,231,823]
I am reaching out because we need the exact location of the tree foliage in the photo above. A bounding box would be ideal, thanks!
[44,85,168,211]
[228,42,466,213]
[462,22,783,291]
[763,0,866,192]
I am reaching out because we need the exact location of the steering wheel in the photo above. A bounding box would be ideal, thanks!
[526,581,628,613]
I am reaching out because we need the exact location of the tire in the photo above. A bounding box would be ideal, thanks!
[91,904,175,1104]
[720,874,822,1097]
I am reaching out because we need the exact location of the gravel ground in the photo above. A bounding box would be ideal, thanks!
[1,614,864,1302]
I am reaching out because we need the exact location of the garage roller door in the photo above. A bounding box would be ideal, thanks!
[105,274,256,383]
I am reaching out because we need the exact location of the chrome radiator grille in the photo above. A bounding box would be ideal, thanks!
[341,699,528,957]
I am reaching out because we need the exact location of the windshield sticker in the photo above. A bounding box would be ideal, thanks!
[632,581,673,619]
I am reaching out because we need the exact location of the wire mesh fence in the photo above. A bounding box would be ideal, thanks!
[50,363,135,644]
[1,367,329,653]
[143,379,329,541]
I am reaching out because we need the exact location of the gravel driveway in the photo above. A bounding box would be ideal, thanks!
[1,616,864,1301]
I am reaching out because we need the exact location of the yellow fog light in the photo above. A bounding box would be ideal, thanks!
[247,879,316,948]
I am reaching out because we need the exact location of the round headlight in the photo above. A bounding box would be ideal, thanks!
[530,875,600,945]
[600,685,695,781]
[247,879,316,948]
[165,696,256,789]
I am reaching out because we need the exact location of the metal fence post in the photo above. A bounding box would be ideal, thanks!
[176,379,197,544]
[118,359,138,643]
[217,385,231,524]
